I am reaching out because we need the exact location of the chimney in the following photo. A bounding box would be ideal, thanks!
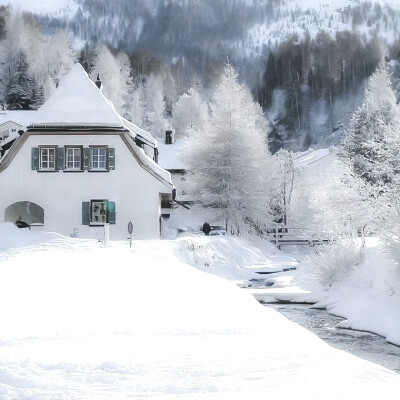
[165,127,175,145]
[95,73,103,91]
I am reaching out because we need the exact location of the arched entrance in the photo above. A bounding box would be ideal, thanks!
[5,201,44,228]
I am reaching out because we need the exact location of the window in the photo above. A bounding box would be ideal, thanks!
[82,200,116,226]
[65,147,82,170]
[40,147,56,170]
[91,147,107,170]
[91,200,107,225]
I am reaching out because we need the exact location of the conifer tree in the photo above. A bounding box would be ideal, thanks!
[341,61,400,187]
[6,49,32,110]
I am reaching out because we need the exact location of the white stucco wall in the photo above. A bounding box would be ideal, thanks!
[0,133,171,239]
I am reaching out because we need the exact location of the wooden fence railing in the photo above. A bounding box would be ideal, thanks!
[269,226,331,248]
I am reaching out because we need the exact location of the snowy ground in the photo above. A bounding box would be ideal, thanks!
[0,224,399,399]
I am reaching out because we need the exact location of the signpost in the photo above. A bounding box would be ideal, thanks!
[128,221,133,248]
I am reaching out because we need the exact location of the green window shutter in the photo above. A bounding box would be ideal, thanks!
[82,202,90,225]
[31,147,39,170]
[108,201,116,224]
[56,147,64,170]
[108,148,115,170]
[83,148,91,170]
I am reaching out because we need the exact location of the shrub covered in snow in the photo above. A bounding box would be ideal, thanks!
[382,235,400,279]
[305,238,365,287]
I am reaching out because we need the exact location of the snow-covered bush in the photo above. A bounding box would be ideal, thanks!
[382,236,400,277]
[305,239,365,287]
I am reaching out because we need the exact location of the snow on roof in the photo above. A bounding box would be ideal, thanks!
[158,138,188,171]
[121,132,172,188]
[0,110,36,129]
[293,147,333,169]
[121,118,158,148]
[30,63,125,129]
[0,131,19,147]
[293,147,336,179]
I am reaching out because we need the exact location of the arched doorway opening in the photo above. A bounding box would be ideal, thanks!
[5,201,44,228]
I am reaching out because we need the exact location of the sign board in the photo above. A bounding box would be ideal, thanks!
[128,221,133,235]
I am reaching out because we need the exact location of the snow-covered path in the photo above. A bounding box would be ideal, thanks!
[0,227,399,399]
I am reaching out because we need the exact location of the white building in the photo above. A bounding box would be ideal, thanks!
[157,136,224,233]
[0,63,173,239]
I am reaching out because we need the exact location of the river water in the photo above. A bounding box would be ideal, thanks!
[266,303,400,374]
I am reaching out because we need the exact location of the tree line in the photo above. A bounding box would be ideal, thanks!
[254,30,384,151]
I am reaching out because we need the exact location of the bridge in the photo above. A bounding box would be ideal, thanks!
[269,226,331,249]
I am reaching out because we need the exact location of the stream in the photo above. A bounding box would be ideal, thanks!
[266,303,400,373]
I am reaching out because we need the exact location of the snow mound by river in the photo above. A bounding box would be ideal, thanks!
[296,237,400,346]
[0,225,399,399]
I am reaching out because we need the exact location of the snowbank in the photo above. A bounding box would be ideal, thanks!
[171,234,295,280]
[296,237,400,345]
[0,226,399,399]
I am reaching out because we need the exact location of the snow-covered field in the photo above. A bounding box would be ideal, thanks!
[0,223,399,399]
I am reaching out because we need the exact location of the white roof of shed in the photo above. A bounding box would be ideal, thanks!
[0,110,36,128]
[293,147,336,179]
[293,148,332,168]
[158,138,188,171]
[30,63,125,129]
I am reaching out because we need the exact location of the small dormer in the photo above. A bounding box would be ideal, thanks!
[165,128,175,145]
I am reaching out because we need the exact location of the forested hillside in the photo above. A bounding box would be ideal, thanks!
[2,0,400,150]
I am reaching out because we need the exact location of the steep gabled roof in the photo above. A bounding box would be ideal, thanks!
[29,63,125,129]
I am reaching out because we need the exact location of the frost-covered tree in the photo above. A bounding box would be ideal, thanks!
[306,160,377,237]
[341,61,400,187]
[0,12,75,108]
[47,30,76,88]
[92,45,131,116]
[6,49,32,109]
[271,149,296,226]
[144,73,167,138]
[183,63,275,234]
[172,87,208,138]
[130,80,146,127]
[78,42,97,74]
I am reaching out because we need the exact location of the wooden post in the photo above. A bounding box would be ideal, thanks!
[104,223,110,248]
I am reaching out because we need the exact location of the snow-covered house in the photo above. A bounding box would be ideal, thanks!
[157,136,224,232]
[0,110,36,158]
[0,63,173,239]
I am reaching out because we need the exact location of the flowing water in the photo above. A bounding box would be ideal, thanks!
[266,303,400,373]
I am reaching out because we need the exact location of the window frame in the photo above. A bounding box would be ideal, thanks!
[39,146,57,171]
[89,146,108,171]
[64,146,83,171]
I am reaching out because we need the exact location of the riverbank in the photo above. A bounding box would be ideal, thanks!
[292,237,400,346]
[1,224,399,399]
[267,303,400,373]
